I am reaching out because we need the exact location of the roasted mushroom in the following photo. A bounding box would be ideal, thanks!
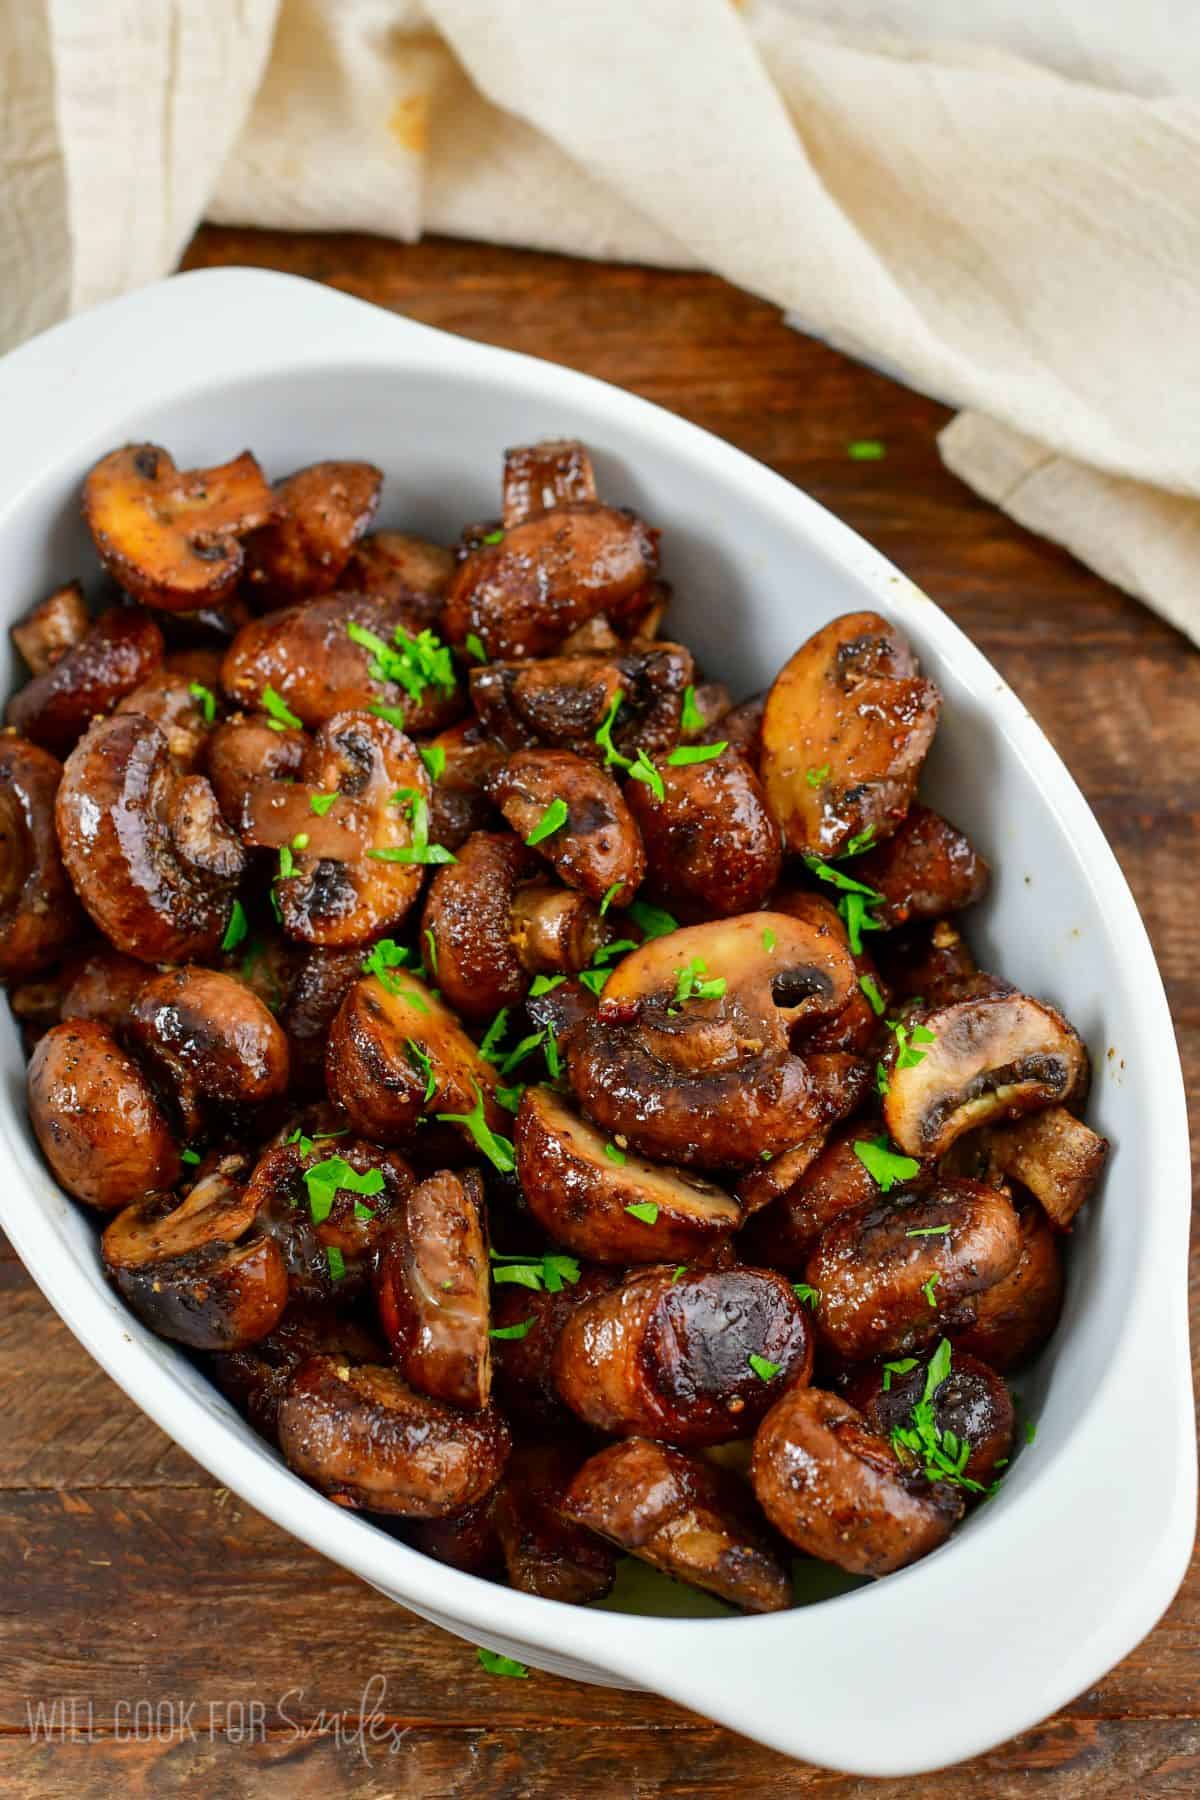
[422,718,505,851]
[128,967,289,1136]
[492,1441,617,1605]
[487,748,645,907]
[209,1302,385,1442]
[563,1436,792,1613]
[845,1341,1014,1492]
[204,710,305,825]
[339,531,455,617]
[761,611,940,857]
[27,1017,180,1209]
[470,641,692,762]
[0,736,83,980]
[276,947,365,1092]
[374,1168,492,1409]
[624,746,782,918]
[949,1202,1064,1371]
[982,1106,1109,1230]
[11,580,89,677]
[82,444,275,611]
[6,606,164,757]
[116,669,216,769]
[502,439,598,526]
[851,804,989,926]
[739,1117,884,1268]
[489,1266,619,1430]
[247,1135,411,1306]
[243,461,382,601]
[406,1499,503,1577]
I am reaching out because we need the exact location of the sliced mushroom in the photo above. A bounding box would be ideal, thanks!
[421,832,605,1022]
[981,1106,1109,1230]
[115,670,216,769]
[852,805,989,927]
[490,1266,619,1430]
[247,1135,411,1306]
[423,718,505,851]
[101,1154,287,1349]
[470,642,693,762]
[128,968,289,1136]
[339,530,455,618]
[624,746,781,917]
[882,990,1089,1159]
[515,1084,741,1263]
[487,748,645,906]
[82,444,276,611]
[27,1018,180,1208]
[243,461,383,601]
[563,1436,791,1613]
[949,1203,1064,1371]
[845,1343,1014,1492]
[553,1264,812,1446]
[770,888,888,1055]
[492,1440,618,1605]
[209,1302,386,1442]
[205,710,305,826]
[276,1355,510,1517]
[6,606,164,757]
[0,737,83,979]
[375,1168,491,1409]
[56,713,245,962]
[761,611,940,857]
[443,503,659,660]
[751,1385,963,1576]
[807,1180,1023,1361]
[502,439,597,526]
[11,580,89,676]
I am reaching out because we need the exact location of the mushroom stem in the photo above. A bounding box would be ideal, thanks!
[510,883,607,975]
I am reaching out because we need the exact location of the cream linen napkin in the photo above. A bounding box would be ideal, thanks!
[3,1,1198,644]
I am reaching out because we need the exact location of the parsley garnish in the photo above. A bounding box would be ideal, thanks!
[1025,1419,1038,1446]
[436,1080,515,1172]
[599,881,622,915]
[748,1353,782,1382]
[594,693,631,771]
[802,856,885,954]
[543,1023,561,1079]
[303,1157,384,1225]
[528,973,565,996]
[680,685,704,734]
[667,741,725,766]
[625,1201,659,1225]
[922,1272,941,1308]
[848,439,885,461]
[476,1648,528,1678]
[669,957,726,1011]
[310,791,338,816]
[888,1019,936,1069]
[370,788,456,865]
[180,1148,201,1166]
[490,1249,580,1293]
[526,797,569,845]
[479,1008,511,1064]
[481,528,505,545]
[907,1224,949,1238]
[325,1246,346,1283]
[405,1038,437,1104]
[627,749,665,803]
[578,967,609,997]
[853,1134,920,1192]
[842,824,876,857]
[497,1031,545,1076]
[464,632,487,664]
[881,1356,918,1392]
[672,1265,688,1283]
[420,743,447,783]
[277,844,296,880]
[875,1061,891,1098]
[629,900,678,939]
[262,685,302,731]
[362,939,410,993]
[859,973,885,1016]
[347,620,456,703]
[488,1319,533,1341]
[805,763,830,788]
[188,680,216,723]
[221,899,248,953]
[889,1340,987,1493]
[792,1283,820,1309]
[603,1142,627,1166]
[762,927,777,953]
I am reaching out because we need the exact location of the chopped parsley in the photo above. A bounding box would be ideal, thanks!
[528,973,565,997]
[346,619,456,703]
[497,1031,545,1076]
[495,1082,525,1114]
[762,927,777,953]
[525,797,569,846]
[221,899,248,953]
[368,702,408,730]
[627,749,665,803]
[805,763,830,788]
[543,1024,561,1079]
[792,1283,820,1309]
[841,825,876,857]
[889,1339,988,1494]
[479,1008,511,1063]
[599,881,622,915]
[625,1201,659,1225]
[853,1134,920,1193]
[666,741,726,766]
[292,832,310,851]
[488,1319,533,1341]
[435,1080,515,1173]
[1025,1419,1038,1446]
[848,439,885,461]
[419,743,447,783]
[303,1157,385,1225]
[481,528,505,546]
[405,1038,437,1104]
[325,1246,346,1283]
[858,973,886,1015]
[362,939,411,993]
[748,1353,782,1382]
[464,632,488,664]
[875,1060,891,1098]
[277,844,296,880]
[594,693,631,771]
[490,1249,580,1294]
[578,967,609,997]
[476,1648,528,1678]
[629,900,678,939]
[669,956,726,1011]
[679,685,704,735]
[262,685,302,731]
[603,1142,627,1166]
[310,791,338,816]
[672,1265,688,1283]
[188,680,216,723]
[371,788,456,865]
[922,1272,941,1308]
[889,1019,936,1070]
[907,1224,950,1238]
[801,856,885,954]
[881,1356,918,1393]
[180,1148,201,1166]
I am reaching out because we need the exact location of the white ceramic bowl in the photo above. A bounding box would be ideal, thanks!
[0,269,1192,1778]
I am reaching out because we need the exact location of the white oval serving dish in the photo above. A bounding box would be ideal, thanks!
[0,268,1191,1778]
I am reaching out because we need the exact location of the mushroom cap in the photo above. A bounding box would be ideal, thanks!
[0,736,83,980]
[949,1203,1065,1372]
[247,1135,412,1307]
[374,1167,492,1409]
[851,803,990,927]
[243,460,383,601]
[116,670,216,769]
[625,746,782,918]
[420,831,539,1021]
[487,747,645,905]
[28,1018,180,1209]
[5,606,164,758]
[339,530,455,611]
[846,1343,1014,1491]
[10,579,89,678]
[129,966,290,1129]
[502,438,597,526]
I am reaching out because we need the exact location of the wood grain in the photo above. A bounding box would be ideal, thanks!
[0,226,1195,1798]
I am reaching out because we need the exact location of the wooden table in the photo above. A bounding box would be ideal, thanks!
[1,228,1196,1798]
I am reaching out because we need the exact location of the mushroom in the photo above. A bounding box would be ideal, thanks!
[882,990,1089,1159]
[221,591,463,735]
[806,1180,1023,1361]
[845,1342,1014,1493]
[165,645,227,688]
[442,503,660,661]
[769,888,888,1056]
[421,831,607,1021]
[326,972,507,1145]
[276,1354,511,1517]
[276,947,365,1093]
[128,967,290,1136]
[204,710,305,827]
[374,1168,492,1409]
[11,580,89,676]
[490,1266,619,1430]
[422,718,505,851]
[115,670,216,769]
[514,1084,741,1263]
[0,737,83,980]
[243,460,383,601]
[750,1386,963,1576]
[55,712,245,963]
[100,1153,288,1349]
[761,611,940,857]
[247,1135,412,1306]
[339,531,455,619]
[738,1116,884,1268]
[492,1441,618,1605]
[878,916,1004,1009]
[59,946,151,1031]
[470,641,693,762]
[82,443,276,610]
[562,1436,792,1613]
[208,1302,386,1443]
[981,1106,1109,1230]
[6,606,164,757]
[553,1264,812,1446]
[624,746,782,917]
[502,438,597,526]
[949,1203,1064,1371]
[851,804,989,926]
[704,692,764,761]
[487,748,645,907]
[27,1018,180,1208]
[407,1499,503,1577]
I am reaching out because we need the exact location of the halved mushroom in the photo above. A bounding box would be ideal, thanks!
[761,611,940,857]
[492,1441,618,1605]
[221,592,463,735]
[882,990,1089,1160]
[563,1436,792,1613]
[0,737,83,979]
[6,606,164,757]
[624,746,781,917]
[487,748,645,906]
[209,1302,385,1442]
[806,1180,1023,1361]
[738,1116,884,1266]
[339,531,455,618]
[276,1354,510,1516]
[27,1018,180,1208]
[82,444,276,611]
[515,1084,741,1263]
[845,1342,1014,1492]
[247,1135,412,1306]
[490,1266,619,1430]
[981,1106,1109,1230]
[502,439,597,526]
[553,1264,812,1446]
[128,967,290,1136]
[421,832,606,1022]
[470,641,693,762]
[949,1203,1064,1371]
[11,580,89,676]
[204,710,305,827]
[769,889,885,1056]
[115,670,216,769]
[375,1168,492,1409]
[101,1154,288,1349]
[750,1385,963,1576]
[56,713,245,962]
[327,972,506,1145]
[422,718,505,851]
[243,461,383,601]
[852,804,989,927]
[442,503,659,661]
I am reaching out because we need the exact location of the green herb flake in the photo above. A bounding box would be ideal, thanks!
[594,692,631,771]
[303,1157,385,1226]
[578,967,609,997]
[853,1134,920,1193]
[481,528,505,545]
[488,1319,534,1341]
[188,681,216,724]
[627,749,665,803]
[262,685,302,731]
[859,973,886,1016]
[922,1272,941,1308]
[748,1353,782,1382]
[888,1339,986,1494]
[497,1031,544,1076]
[625,1201,659,1225]
[495,1083,525,1114]
[805,763,831,789]
[362,939,410,993]
[628,900,678,939]
[666,741,726,766]
[679,685,704,735]
[842,824,876,857]
[310,791,338,817]
[907,1224,950,1238]
[277,844,295,881]
[325,1246,347,1283]
[1025,1419,1038,1446]
[848,439,886,461]
[370,842,456,867]
[672,1265,688,1283]
[180,1148,201,1166]
[291,832,310,852]
[405,1038,437,1104]
[882,1356,918,1393]
[368,702,408,730]
[670,956,726,1010]
[348,619,457,704]
[762,927,777,953]
[465,632,488,664]
[476,1648,528,1678]
[528,973,565,997]
[424,928,439,978]
[419,744,447,783]
[874,1060,891,1098]
[543,1023,561,1080]
[604,1142,627,1166]
[599,881,622,916]
[436,1080,515,1173]
[479,1008,511,1064]
[525,797,569,846]
[221,899,248,953]
[792,1283,820,1309]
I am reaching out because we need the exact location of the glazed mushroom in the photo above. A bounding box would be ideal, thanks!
[82,444,276,611]
[338,530,455,618]
[514,1084,741,1263]
[374,1168,492,1409]
[492,1441,618,1605]
[204,710,305,826]
[246,1135,412,1306]
[845,1341,1014,1493]
[624,745,782,917]
[5,605,164,757]
[0,736,83,980]
[442,503,660,661]
[553,1264,812,1446]
[981,1106,1109,1229]
[882,990,1089,1160]
[10,580,89,676]
[57,947,144,1031]
[27,1017,180,1208]
[421,831,607,1022]
[487,748,645,907]
[769,889,885,1057]
[470,641,693,761]
[949,1203,1064,1371]
[489,1266,619,1430]
[738,1116,885,1268]
[101,1153,288,1349]
[562,1436,792,1613]
[806,1180,1023,1361]
[761,611,940,857]
[55,712,245,962]
[704,692,764,761]
[128,967,290,1136]
[277,947,365,1093]
[243,460,383,601]
[422,718,505,851]
[501,439,598,526]
[276,1355,510,1517]
[851,804,990,927]
[407,1499,503,1577]
[209,1303,386,1443]
[115,669,217,769]
[750,1386,963,1576]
